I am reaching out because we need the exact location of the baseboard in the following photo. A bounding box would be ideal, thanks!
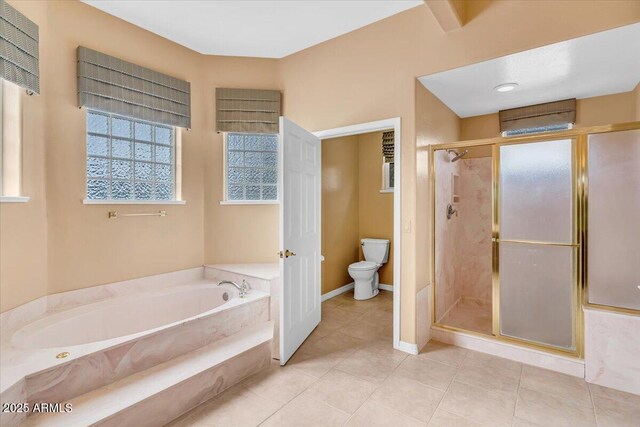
[395,340,419,355]
[321,282,354,302]
[379,283,394,292]
[430,326,585,378]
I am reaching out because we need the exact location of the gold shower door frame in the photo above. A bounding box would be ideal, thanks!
[429,121,640,359]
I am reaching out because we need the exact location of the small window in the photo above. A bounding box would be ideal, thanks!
[502,123,572,137]
[382,162,395,192]
[86,110,176,201]
[224,133,278,202]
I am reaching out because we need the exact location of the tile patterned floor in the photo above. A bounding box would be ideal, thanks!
[167,290,640,427]
[440,297,492,335]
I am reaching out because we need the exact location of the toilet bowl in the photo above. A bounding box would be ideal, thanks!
[348,238,390,300]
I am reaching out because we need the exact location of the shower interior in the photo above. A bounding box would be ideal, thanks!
[435,146,493,335]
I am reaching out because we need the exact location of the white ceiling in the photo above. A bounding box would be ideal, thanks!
[82,0,423,58]
[419,23,640,118]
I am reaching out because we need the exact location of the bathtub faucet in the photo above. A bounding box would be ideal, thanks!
[217,280,251,298]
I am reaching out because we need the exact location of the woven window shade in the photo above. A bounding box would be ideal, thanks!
[216,88,281,133]
[0,0,39,94]
[382,130,394,163]
[499,99,576,133]
[77,46,191,128]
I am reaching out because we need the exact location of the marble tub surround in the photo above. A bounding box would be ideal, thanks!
[205,264,282,359]
[0,267,205,338]
[585,307,640,395]
[168,293,639,427]
[0,267,272,427]
[23,323,273,427]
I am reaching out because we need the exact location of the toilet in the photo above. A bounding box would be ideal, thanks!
[348,238,390,300]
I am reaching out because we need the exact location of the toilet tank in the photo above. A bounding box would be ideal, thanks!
[361,238,390,264]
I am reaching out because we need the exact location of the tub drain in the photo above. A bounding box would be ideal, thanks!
[223,292,229,301]
[56,352,70,359]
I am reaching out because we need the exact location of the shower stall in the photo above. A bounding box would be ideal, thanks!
[430,124,640,357]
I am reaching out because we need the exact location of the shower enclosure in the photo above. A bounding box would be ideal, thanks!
[430,123,640,357]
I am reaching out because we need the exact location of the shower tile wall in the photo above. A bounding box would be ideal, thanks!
[434,151,461,322]
[457,158,492,305]
[435,153,492,333]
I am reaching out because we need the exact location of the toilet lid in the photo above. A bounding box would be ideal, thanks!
[349,261,378,271]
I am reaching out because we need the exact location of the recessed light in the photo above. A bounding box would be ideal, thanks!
[494,83,518,93]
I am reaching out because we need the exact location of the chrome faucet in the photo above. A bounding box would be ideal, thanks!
[217,279,251,298]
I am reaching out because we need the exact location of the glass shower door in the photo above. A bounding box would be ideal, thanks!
[496,139,577,351]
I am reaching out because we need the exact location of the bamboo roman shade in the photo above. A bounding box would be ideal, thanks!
[216,88,281,133]
[382,130,394,163]
[77,46,191,128]
[0,0,39,94]
[499,98,576,133]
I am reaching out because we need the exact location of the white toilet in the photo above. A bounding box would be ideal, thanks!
[348,238,390,300]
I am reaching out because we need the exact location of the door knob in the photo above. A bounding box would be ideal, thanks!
[278,249,296,258]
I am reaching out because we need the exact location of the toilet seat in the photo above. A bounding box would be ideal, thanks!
[348,261,378,271]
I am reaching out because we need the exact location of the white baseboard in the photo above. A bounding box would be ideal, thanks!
[395,340,419,355]
[379,283,394,292]
[321,282,354,302]
[430,326,585,378]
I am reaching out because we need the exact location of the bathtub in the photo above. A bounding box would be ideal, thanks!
[12,284,236,349]
[0,275,271,423]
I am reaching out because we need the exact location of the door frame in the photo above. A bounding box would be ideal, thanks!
[314,117,402,352]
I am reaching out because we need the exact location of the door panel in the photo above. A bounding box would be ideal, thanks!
[496,139,577,351]
[587,129,640,311]
[279,117,321,365]
[499,140,573,243]
[499,242,575,349]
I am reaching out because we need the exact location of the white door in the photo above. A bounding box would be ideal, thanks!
[278,117,321,365]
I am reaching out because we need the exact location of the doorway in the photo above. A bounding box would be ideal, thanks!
[315,118,402,351]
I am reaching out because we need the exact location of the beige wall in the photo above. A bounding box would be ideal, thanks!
[1,0,279,311]
[2,0,639,345]
[460,91,639,140]
[415,82,461,303]
[321,136,360,295]
[279,0,639,344]
[321,132,394,295]
[0,2,48,312]
[358,132,394,286]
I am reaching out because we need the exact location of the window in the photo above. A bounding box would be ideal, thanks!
[382,162,395,192]
[502,123,572,137]
[224,133,278,202]
[86,110,176,201]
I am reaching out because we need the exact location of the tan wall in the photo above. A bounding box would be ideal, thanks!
[460,91,639,140]
[2,0,639,345]
[279,1,639,343]
[321,132,394,295]
[1,0,279,311]
[201,58,280,266]
[321,136,360,295]
[0,1,49,312]
[415,83,461,298]
[358,132,394,286]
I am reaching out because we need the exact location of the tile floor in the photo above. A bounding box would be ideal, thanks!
[167,290,640,427]
[440,297,492,335]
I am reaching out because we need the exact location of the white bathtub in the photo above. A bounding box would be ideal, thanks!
[1,276,270,416]
[12,285,234,349]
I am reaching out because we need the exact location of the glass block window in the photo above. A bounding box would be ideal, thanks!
[225,133,278,201]
[86,110,175,201]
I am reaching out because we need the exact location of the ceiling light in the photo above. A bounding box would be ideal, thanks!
[494,83,518,92]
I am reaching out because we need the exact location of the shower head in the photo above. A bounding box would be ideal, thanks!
[447,149,468,162]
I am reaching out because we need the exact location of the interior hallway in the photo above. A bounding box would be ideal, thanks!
[167,291,639,427]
